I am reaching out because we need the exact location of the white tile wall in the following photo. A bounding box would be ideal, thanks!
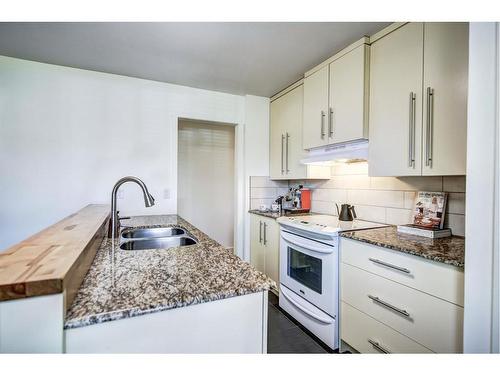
[310,162,466,236]
[249,162,467,236]
[249,176,288,210]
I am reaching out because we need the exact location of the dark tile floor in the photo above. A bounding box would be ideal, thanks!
[267,291,333,354]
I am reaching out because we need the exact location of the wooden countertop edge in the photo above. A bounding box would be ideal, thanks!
[0,204,110,303]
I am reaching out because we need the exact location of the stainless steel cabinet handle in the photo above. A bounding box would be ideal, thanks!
[369,257,411,274]
[368,294,411,318]
[368,339,391,354]
[408,92,416,167]
[320,111,326,138]
[426,87,434,167]
[281,134,285,174]
[263,222,267,245]
[328,108,334,138]
[259,221,263,243]
[285,132,290,173]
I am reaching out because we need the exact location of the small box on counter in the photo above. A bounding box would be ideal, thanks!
[397,224,452,239]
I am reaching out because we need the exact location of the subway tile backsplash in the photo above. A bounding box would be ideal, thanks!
[249,162,466,236]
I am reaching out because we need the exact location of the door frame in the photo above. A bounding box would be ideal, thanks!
[172,114,245,257]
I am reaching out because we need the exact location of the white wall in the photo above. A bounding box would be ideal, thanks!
[0,56,253,251]
[463,22,500,353]
[177,120,235,248]
[243,95,270,261]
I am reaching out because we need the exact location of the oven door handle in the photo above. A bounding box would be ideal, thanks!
[281,231,335,254]
[280,287,334,324]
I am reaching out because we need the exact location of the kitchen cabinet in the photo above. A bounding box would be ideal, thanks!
[340,238,464,353]
[303,65,329,149]
[303,41,369,149]
[250,214,279,287]
[270,82,330,180]
[422,23,468,176]
[369,22,468,176]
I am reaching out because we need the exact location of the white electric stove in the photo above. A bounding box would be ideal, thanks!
[276,214,387,350]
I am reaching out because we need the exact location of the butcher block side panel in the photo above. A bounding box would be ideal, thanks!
[0,204,109,302]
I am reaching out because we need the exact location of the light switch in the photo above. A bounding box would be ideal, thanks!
[117,189,124,199]
[163,189,170,199]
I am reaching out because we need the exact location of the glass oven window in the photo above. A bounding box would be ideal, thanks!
[287,246,322,294]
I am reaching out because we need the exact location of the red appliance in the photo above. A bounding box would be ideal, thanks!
[300,188,311,210]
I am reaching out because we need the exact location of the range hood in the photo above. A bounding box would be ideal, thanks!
[300,139,368,165]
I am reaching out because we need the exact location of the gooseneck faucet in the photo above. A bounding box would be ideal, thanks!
[109,176,155,240]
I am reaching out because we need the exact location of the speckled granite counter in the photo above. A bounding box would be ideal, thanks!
[64,215,274,329]
[340,226,465,268]
[248,209,313,219]
[248,209,283,219]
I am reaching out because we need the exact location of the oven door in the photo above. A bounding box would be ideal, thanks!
[279,229,338,316]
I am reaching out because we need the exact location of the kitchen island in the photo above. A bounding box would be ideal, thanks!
[64,214,274,353]
[0,206,273,353]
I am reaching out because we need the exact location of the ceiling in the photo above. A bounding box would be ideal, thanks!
[0,22,390,97]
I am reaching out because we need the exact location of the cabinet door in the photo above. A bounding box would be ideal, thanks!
[422,23,468,176]
[250,215,265,274]
[269,92,286,179]
[270,85,307,180]
[329,44,369,144]
[262,217,280,285]
[303,65,329,150]
[282,85,306,179]
[369,23,424,176]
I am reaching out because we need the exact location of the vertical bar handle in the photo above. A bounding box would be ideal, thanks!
[320,111,326,138]
[259,221,263,243]
[426,87,434,167]
[263,222,267,245]
[328,108,334,138]
[281,134,285,174]
[285,132,290,173]
[408,92,416,168]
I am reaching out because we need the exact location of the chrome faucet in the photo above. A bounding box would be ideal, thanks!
[109,176,155,240]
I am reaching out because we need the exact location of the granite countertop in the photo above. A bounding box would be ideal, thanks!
[340,226,465,268]
[248,209,314,219]
[248,209,283,219]
[64,215,275,329]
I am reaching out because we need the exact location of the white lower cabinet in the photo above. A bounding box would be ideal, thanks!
[340,238,464,353]
[341,302,431,354]
[250,214,280,287]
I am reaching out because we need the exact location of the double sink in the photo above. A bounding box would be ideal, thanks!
[119,226,198,251]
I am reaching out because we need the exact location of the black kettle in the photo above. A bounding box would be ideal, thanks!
[336,203,357,221]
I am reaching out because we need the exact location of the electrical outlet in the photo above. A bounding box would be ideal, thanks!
[163,189,170,199]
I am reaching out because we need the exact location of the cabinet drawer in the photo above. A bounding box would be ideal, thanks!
[340,238,464,306]
[341,263,463,353]
[341,302,431,353]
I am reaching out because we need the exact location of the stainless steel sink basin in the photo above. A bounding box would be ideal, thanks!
[121,227,186,239]
[119,236,198,251]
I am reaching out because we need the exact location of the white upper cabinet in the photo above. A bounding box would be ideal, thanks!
[329,44,370,144]
[303,42,370,150]
[369,22,468,177]
[422,23,468,176]
[369,22,424,177]
[303,65,329,149]
[269,83,330,180]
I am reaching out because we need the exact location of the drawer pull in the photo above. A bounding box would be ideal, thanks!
[368,295,411,318]
[368,339,391,354]
[369,257,411,274]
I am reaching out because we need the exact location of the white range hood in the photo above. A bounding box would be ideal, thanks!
[300,140,368,165]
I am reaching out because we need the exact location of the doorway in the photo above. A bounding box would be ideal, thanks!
[177,119,236,248]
